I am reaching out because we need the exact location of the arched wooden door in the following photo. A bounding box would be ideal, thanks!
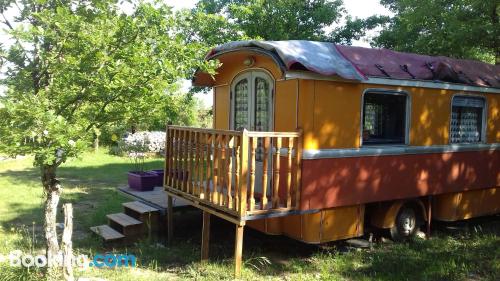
[231,71,274,132]
[231,70,274,198]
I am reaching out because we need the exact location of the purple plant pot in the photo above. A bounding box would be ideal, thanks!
[149,169,165,187]
[127,171,156,191]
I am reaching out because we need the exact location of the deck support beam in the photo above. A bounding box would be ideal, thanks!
[234,224,245,278]
[426,196,432,238]
[201,211,211,261]
[167,195,173,246]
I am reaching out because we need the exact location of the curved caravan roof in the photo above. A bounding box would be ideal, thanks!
[193,40,500,90]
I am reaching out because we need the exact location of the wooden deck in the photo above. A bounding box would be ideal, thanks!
[118,186,189,213]
[164,126,303,277]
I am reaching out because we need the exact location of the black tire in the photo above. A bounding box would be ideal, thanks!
[390,206,418,241]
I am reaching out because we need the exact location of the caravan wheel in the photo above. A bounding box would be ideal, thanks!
[390,206,418,241]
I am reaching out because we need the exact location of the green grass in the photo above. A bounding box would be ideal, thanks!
[0,150,498,281]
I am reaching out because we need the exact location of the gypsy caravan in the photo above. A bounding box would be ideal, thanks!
[164,40,500,276]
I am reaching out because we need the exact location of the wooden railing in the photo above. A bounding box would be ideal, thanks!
[164,126,302,220]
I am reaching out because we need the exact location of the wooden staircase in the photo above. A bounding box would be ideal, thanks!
[91,201,160,245]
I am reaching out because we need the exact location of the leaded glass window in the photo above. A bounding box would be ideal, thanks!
[234,79,249,130]
[450,97,484,143]
[254,77,270,132]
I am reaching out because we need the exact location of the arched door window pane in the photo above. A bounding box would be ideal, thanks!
[234,78,249,130]
[254,77,270,132]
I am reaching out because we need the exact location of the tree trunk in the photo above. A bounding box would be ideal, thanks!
[62,204,74,281]
[94,136,99,152]
[42,165,62,268]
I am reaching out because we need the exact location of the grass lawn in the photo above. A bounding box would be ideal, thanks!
[0,150,498,281]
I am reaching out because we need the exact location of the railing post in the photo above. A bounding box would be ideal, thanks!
[205,133,212,201]
[212,134,219,204]
[286,137,294,208]
[227,136,234,210]
[219,135,226,205]
[164,125,170,187]
[173,129,179,189]
[261,137,270,210]
[239,130,249,218]
[295,129,303,209]
[181,130,188,191]
[186,130,193,194]
[249,137,256,212]
[272,137,282,208]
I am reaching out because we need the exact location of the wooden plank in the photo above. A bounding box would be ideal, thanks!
[212,134,219,204]
[249,137,257,212]
[198,132,205,199]
[194,131,200,196]
[261,137,270,210]
[182,129,188,192]
[107,213,142,227]
[163,125,171,186]
[246,131,301,137]
[239,130,249,217]
[174,129,180,189]
[122,201,159,214]
[272,137,282,208]
[165,189,243,225]
[169,129,179,188]
[295,130,303,209]
[234,224,244,278]
[286,137,294,208]
[234,136,240,212]
[219,134,227,205]
[90,225,125,241]
[167,195,173,245]
[201,211,211,262]
[226,136,234,210]
[165,186,239,217]
[186,130,193,194]
[205,133,212,201]
[167,125,243,137]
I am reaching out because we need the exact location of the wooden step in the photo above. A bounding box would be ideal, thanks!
[90,225,125,241]
[107,213,143,236]
[123,201,159,215]
[123,201,161,233]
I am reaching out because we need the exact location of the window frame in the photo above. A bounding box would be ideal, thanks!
[449,94,488,144]
[360,89,411,147]
[229,69,275,131]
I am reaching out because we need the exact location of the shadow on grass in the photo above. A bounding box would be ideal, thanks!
[0,157,163,244]
[157,211,500,280]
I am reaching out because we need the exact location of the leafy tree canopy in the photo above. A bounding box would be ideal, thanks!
[0,0,219,268]
[0,0,217,166]
[373,0,499,64]
[195,0,388,44]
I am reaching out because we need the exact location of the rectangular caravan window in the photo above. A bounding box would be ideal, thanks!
[450,96,485,143]
[362,92,407,145]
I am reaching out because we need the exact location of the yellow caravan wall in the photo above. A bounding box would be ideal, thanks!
[213,51,282,130]
[211,52,500,146]
[211,54,500,242]
[294,80,500,149]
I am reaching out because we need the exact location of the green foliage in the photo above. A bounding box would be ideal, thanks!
[196,0,342,41]
[0,0,217,168]
[195,0,386,43]
[374,0,499,64]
